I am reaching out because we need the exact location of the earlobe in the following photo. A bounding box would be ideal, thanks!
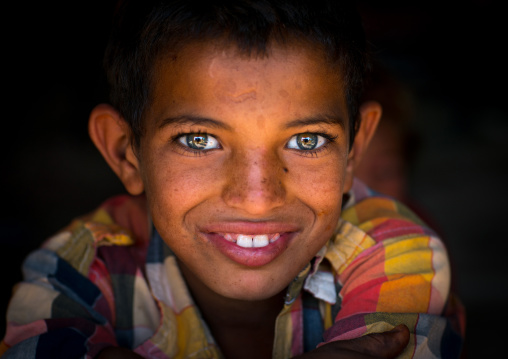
[343,101,382,191]
[88,104,145,195]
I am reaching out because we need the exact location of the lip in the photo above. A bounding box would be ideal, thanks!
[199,222,300,267]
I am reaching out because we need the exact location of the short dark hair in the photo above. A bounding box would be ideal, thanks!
[104,0,369,149]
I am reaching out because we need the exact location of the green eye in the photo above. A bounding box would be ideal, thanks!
[287,133,326,150]
[178,133,220,150]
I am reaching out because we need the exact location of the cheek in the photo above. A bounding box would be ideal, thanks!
[287,157,346,217]
[283,161,345,262]
[142,152,224,223]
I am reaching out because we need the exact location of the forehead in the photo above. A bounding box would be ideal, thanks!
[147,40,348,127]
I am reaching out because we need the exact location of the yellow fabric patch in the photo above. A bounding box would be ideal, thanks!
[325,221,376,275]
[377,274,431,313]
[146,302,178,358]
[90,208,114,224]
[149,301,221,358]
[323,302,333,330]
[56,225,97,276]
[344,198,398,225]
[273,299,299,359]
[175,306,221,359]
[85,222,134,247]
[384,237,432,278]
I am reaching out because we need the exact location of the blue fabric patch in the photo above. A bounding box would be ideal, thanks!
[146,227,174,264]
[2,336,39,359]
[440,319,463,359]
[22,249,59,281]
[111,274,135,348]
[302,291,324,352]
[52,257,102,307]
[51,295,100,325]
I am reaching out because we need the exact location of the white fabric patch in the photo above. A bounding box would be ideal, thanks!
[303,270,336,304]
[7,283,59,324]
[132,273,160,346]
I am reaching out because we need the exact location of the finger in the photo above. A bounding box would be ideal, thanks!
[291,324,410,359]
[346,324,411,358]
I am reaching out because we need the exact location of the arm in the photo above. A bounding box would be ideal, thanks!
[294,324,410,359]
[0,197,153,358]
[318,216,464,358]
[0,248,119,358]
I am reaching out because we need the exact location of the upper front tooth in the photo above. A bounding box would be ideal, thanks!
[237,234,253,248]
[252,235,269,247]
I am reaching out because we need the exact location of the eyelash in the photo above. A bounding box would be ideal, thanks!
[171,130,220,157]
[171,131,338,157]
[286,132,338,157]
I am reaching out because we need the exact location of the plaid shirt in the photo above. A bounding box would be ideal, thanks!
[0,179,464,358]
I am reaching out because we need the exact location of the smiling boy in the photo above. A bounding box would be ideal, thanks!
[0,1,464,358]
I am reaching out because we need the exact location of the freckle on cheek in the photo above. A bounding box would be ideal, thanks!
[279,89,289,98]
[317,209,328,217]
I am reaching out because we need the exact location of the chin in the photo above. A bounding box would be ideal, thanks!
[214,277,286,302]
[224,288,283,302]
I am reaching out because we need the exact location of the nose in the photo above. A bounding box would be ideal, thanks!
[221,148,286,216]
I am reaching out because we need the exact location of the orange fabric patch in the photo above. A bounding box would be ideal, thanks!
[377,274,431,313]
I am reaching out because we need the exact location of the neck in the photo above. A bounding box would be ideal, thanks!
[178,258,285,324]
[177,259,285,358]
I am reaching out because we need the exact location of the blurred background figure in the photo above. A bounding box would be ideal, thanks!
[355,64,468,358]
[355,64,417,204]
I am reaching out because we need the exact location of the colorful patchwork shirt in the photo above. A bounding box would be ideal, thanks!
[0,179,465,358]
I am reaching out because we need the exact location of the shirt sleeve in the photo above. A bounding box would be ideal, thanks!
[321,209,465,358]
[0,207,157,359]
[0,246,118,359]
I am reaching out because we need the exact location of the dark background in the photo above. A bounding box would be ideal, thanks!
[2,1,506,357]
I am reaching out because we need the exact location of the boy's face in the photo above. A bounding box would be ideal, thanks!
[136,41,353,301]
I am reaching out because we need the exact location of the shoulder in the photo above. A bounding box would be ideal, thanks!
[331,179,440,264]
[319,180,463,355]
[340,178,432,237]
[2,195,156,356]
[38,194,149,278]
[328,178,449,287]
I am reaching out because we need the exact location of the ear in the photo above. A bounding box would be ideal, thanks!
[88,104,144,195]
[343,100,382,193]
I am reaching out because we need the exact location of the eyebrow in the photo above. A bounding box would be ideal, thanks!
[158,115,233,131]
[284,115,346,130]
[158,113,345,131]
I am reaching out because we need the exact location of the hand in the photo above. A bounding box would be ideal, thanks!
[95,324,409,359]
[292,324,410,359]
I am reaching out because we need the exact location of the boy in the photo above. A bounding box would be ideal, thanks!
[0,1,464,358]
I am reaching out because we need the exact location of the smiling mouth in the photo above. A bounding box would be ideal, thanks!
[203,230,294,267]
[219,233,281,248]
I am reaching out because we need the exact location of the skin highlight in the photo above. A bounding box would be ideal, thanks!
[89,40,387,358]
